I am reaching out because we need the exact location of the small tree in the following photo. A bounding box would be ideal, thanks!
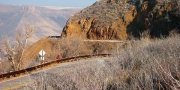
[3,24,36,71]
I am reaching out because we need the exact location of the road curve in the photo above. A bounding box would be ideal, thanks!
[0,56,110,90]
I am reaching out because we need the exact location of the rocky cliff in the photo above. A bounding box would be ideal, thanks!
[61,0,180,40]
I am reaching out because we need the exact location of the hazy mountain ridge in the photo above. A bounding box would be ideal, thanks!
[0,4,82,43]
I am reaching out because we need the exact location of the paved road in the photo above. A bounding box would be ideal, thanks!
[0,57,109,90]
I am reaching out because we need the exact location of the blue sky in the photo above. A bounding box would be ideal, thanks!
[0,0,98,7]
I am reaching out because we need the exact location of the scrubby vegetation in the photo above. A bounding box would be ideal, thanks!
[63,0,180,40]
[0,24,36,72]
[56,38,121,58]
[0,37,123,73]
[1,0,180,89]
[68,0,133,26]
[15,35,180,90]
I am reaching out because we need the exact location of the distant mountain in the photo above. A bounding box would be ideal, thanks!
[0,4,82,43]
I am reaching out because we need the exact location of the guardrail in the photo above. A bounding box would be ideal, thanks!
[0,54,111,82]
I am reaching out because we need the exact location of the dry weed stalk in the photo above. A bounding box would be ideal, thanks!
[3,24,36,71]
[13,35,180,90]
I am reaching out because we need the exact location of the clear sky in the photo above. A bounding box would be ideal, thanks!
[0,0,98,7]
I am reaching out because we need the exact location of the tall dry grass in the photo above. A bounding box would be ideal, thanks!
[14,35,180,90]
[53,38,121,58]
[110,35,180,89]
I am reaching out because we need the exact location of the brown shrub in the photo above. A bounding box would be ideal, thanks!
[15,35,180,90]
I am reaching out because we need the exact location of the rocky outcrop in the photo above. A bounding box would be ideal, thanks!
[61,0,180,40]
[127,0,180,38]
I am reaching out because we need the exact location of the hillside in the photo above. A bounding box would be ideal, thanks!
[0,4,81,43]
[19,35,180,90]
[1,1,180,89]
[19,38,123,69]
[61,0,180,40]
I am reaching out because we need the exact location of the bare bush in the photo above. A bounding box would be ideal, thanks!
[110,35,180,89]
[15,35,180,90]
[54,38,120,58]
[2,24,36,71]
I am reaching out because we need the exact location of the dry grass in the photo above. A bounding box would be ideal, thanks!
[110,35,180,89]
[13,35,180,90]
[0,37,123,73]
[56,38,122,58]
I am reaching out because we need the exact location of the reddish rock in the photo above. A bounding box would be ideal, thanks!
[61,0,180,40]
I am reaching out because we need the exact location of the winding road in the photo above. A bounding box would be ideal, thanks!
[0,57,110,90]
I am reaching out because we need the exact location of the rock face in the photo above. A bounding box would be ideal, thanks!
[61,0,180,40]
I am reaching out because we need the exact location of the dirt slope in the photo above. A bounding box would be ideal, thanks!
[21,37,125,69]
[22,38,59,68]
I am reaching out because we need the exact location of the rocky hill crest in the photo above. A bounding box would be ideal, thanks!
[61,0,180,40]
